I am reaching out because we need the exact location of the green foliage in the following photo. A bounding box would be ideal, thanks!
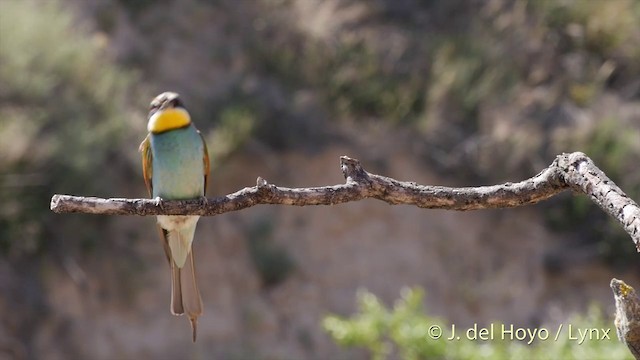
[527,0,640,111]
[321,40,425,124]
[423,38,517,127]
[250,31,426,124]
[208,104,258,162]
[323,287,631,360]
[585,120,635,182]
[538,0,639,56]
[0,0,140,257]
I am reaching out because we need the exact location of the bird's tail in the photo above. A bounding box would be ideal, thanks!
[170,250,203,342]
[162,223,203,341]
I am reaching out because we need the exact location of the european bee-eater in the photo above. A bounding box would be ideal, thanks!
[139,92,210,342]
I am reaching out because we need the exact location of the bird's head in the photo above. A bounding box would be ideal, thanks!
[147,92,191,133]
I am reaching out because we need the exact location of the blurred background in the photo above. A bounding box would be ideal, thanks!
[1,0,640,359]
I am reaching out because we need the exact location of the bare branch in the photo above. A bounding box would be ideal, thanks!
[50,152,640,251]
[49,151,640,358]
[611,279,640,359]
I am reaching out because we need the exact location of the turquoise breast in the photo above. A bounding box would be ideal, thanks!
[150,125,205,199]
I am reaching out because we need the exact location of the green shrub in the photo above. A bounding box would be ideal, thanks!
[323,287,630,360]
[537,0,639,56]
[0,0,141,257]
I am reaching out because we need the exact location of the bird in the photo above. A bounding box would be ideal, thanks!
[139,92,210,342]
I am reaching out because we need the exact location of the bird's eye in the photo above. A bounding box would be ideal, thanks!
[148,102,161,118]
[172,98,184,108]
[149,100,161,111]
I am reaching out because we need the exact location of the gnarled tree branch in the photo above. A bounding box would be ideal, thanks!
[50,151,640,356]
[50,152,640,251]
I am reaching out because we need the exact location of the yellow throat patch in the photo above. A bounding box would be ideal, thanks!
[148,107,191,133]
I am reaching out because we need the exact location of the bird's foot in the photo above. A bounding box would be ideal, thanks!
[153,196,164,210]
[199,196,209,207]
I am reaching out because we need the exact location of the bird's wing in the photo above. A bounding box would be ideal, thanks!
[139,134,153,197]
[140,135,173,265]
[198,130,210,195]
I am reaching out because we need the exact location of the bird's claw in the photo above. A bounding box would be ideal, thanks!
[200,196,209,207]
[153,196,164,210]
